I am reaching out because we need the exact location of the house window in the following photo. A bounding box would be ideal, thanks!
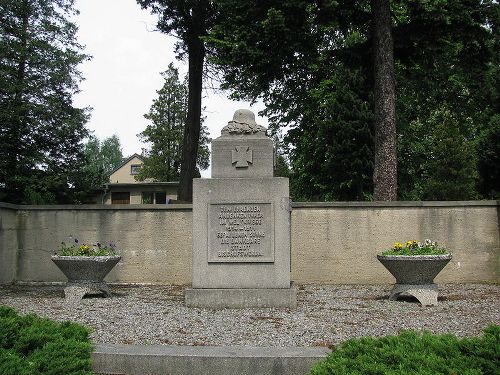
[142,192,154,204]
[111,192,130,204]
[155,192,167,204]
[130,164,141,175]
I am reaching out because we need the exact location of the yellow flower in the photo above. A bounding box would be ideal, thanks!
[78,244,91,255]
[393,242,403,250]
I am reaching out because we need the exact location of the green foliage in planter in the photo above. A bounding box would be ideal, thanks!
[311,325,499,375]
[381,239,449,256]
[57,237,118,256]
[0,305,93,375]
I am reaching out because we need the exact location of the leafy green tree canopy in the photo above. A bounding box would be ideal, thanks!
[79,135,123,188]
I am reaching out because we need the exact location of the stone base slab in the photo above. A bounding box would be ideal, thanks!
[92,343,329,375]
[389,283,439,306]
[185,286,297,309]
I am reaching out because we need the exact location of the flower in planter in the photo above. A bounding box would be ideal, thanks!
[57,236,118,256]
[381,239,449,256]
[393,242,403,250]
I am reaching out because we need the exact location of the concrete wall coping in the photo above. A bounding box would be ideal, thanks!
[2,200,498,212]
[292,200,500,208]
[0,202,18,210]
[0,202,192,211]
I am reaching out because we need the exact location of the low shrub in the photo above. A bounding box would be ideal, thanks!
[0,305,93,375]
[311,325,499,375]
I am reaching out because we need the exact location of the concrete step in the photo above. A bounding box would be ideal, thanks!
[92,344,330,375]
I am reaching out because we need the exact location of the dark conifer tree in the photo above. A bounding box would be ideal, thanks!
[137,64,209,182]
[137,0,215,202]
[0,0,89,203]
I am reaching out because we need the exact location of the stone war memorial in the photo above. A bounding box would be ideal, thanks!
[185,109,297,308]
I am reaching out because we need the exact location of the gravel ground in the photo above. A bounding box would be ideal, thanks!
[1,283,498,348]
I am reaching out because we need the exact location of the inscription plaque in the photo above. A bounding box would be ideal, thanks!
[208,203,274,263]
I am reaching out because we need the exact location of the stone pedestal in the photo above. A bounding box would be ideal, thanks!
[389,283,439,306]
[64,282,112,302]
[185,109,296,308]
[377,254,452,306]
[51,255,120,302]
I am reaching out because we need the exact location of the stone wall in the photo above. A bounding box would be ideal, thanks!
[291,202,499,284]
[1,201,498,285]
[0,203,18,283]
[0,204,193,284]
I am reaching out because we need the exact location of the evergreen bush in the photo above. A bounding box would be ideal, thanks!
[311,325,499,375]
[0,306,93,375]
[311,325,500,375]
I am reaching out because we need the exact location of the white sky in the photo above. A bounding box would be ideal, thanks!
[72,0,266,177]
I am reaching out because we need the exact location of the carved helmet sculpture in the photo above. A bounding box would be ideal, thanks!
[221,109,267,136]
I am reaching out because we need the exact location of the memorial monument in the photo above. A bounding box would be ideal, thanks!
[185,109,297,308]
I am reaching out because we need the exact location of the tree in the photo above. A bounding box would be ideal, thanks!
[0,0,90,204]
[99,136,124,177]
[371,0,396,200]
[274,154,291,179]
[477,115,500,199]
[137,0,215,202]
[286,62,373,201]
[78,135,123,189]
[207,0,498,201]
[206,0,391,200]
[418,108,478,200]
[394,0,498,200]
[136,64,210,182]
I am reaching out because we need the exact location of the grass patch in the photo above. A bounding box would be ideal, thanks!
[311,325,499,375]
[0,305,93,375]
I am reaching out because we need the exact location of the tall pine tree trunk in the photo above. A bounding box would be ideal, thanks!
[371,0,397,201]
[177,23,205,202]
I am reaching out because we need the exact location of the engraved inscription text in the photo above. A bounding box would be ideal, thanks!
[208,203,273,262]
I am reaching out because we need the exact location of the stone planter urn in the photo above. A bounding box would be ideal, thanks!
[377,254,452,306]
[51,255,121,301]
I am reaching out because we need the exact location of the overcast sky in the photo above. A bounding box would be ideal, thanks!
[72,0,266,177]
